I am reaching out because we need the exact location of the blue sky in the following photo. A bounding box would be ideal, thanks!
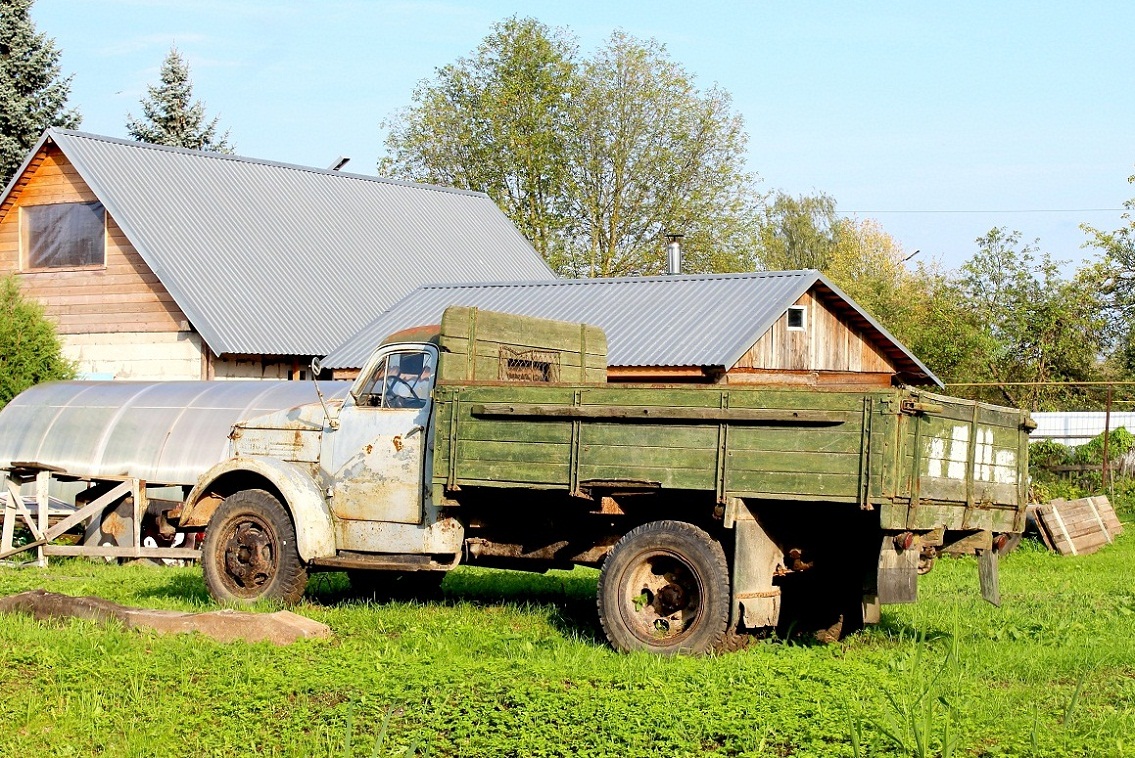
[31,0,1135,270]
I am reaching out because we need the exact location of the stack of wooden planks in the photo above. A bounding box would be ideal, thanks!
[1034,496,1124,556]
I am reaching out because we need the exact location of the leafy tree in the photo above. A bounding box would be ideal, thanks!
[382,19,762,276]
[0,0,79,185]
[956,228,1107,409]
[126,46,232,153]
[822,218,983,381]
[557,32,762,277]
[753,191,840,271]
[381,17,574,264]
[0,274,74,407]
[1082,171,1135,372]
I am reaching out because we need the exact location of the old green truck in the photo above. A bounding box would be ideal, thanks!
[0,306,1032,653]
[155,306,1030,654]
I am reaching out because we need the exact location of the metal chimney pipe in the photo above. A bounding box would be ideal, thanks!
[666,233,684,275]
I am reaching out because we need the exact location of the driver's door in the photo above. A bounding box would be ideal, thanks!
[321,345,436,525]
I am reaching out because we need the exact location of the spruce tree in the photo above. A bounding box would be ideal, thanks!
[0,0,80,186]
[126,47,232,153]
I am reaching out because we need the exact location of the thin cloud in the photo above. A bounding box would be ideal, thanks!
[98,33,209,56]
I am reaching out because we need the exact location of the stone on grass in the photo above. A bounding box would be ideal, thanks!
[0,589,331,645]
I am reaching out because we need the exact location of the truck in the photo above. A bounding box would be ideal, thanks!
[0,307,1033,654]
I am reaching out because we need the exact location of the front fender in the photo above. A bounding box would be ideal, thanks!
[183,457,336,561]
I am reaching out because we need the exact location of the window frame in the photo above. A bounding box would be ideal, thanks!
[350,344,437,410]
[786,305,807,331]
[20,200,108,272]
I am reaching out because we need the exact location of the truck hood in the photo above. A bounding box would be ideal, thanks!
[231,398,346,464]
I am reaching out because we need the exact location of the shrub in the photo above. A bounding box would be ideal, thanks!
[0,274,75,407]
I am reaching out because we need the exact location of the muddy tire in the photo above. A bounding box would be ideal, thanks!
[597,520,730,655]
[348,570,446,602]
[202,489,307,605]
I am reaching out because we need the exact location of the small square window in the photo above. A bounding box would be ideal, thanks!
[787,305,807,331]
[22,201,106,269]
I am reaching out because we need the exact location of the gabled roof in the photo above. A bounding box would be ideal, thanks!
[319,270,943,386]
[0,129,554,357]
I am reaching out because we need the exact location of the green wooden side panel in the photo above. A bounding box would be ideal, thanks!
[429,365,1031,533]
[437,306,607,385]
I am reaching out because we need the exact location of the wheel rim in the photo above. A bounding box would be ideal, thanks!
[618,549,705,645]
[218,515,278,597]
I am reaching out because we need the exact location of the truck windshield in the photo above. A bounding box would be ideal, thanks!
[354,350,434,409]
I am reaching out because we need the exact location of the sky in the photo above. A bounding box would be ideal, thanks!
[30,0,1135,271]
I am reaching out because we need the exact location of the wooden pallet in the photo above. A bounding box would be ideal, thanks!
[1034,496,1124,556]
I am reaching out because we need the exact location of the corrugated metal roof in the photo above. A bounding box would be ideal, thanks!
[4,129,554,357]
[319,270,942,386]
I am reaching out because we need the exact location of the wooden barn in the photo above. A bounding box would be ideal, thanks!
[0,129,554,381]
[318,271,942,388]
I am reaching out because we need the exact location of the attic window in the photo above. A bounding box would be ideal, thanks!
[787,305,807,331]
[22,201,106,270]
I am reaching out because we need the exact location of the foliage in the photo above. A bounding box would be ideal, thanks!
[0,274,74,406]
[952,228,1108,409]
[381,18,763,277]
[381,17,574,264]
[0,0,79,185]
[126,46,232,153]
[752,191,840,272]
[2,536,1135,756]
[1083,171,1135,375]
[556,32,762,277]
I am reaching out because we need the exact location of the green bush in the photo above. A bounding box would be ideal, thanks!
[0,274,75,407]
[1073,426,1135,465]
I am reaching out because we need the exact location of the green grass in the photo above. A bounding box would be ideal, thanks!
[2,535,1134,757]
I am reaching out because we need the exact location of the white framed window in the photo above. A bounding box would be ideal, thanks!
[21,201,106,270]
[786,305,807,331]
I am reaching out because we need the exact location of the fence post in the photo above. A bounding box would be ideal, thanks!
[1103,383,1113,492]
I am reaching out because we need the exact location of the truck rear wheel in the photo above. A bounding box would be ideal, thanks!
[202,489,308,605]
[597,520,730,655]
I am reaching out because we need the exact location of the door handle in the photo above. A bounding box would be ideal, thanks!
[405,425,424,438]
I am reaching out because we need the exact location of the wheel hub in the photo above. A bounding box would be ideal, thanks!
[223,520,276,591]
[624,553,702,642]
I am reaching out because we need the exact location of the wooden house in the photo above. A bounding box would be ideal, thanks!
[319,271,941,388]
[0,129,554,381]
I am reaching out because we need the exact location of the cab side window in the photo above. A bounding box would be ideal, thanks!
[356,351,434,409]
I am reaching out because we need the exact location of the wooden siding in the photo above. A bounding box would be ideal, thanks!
[734,290,894,376]
[0,144,189,335]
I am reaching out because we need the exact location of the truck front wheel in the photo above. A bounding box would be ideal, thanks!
[597,520,730,655]
[202,489,308,605]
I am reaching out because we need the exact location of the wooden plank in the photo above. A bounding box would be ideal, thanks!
[579,444,718,471]
[41,481,133,540]
[470,403,848,424]
[455,460,571,485]
[457,439,571,465]
[1,479,18,556]
[35,472,49,567]
[44,545,201,559]
[577,463,714,490]
[728,426,863,454]
[725,451,860,476]
[725,470,859,498]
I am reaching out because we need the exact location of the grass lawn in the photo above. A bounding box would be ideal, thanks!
[1,533,1133,757]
